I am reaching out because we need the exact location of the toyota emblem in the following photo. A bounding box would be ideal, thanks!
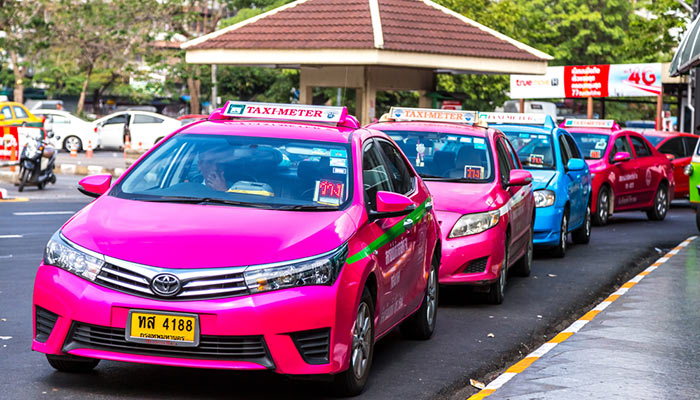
[151,273,181,297]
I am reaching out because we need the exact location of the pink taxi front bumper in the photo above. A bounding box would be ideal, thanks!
[437,211,506,285]
[32,264,351,375]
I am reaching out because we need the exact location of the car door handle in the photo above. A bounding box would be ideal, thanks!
[403,218,414,230]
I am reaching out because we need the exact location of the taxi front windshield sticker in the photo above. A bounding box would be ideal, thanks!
[595,141,607,149]
[330,157,347,167]
[311,148,330,156]
[590,150,601,158]
[460,137,472,143]
[463,165,484,179]
[473,138,486,150]
[314,180,344,205]
[330,149,347,158]
[529,154,545,165]
[332,167,347,175]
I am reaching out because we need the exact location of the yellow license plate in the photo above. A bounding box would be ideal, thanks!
[126,310,199,347]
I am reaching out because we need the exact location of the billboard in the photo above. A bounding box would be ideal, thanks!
[510,63,662,99]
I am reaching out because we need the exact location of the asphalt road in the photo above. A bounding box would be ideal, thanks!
[0,184,696,399]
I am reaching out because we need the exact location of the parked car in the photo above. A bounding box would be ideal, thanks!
[32,102,441,396]
[25,99,64,111]
[565,119,675,225]
[367,107,534,304]
[32,109,99,152]
[177,114,209,125]
[641,131,699,198]
[94,111,180,150]
[0,101,44,127]
[483,112,592,257]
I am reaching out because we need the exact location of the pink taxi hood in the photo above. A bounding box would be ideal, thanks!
[425,181,499,215]
[61,196,357,269]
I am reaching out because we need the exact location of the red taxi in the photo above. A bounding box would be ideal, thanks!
[564,119,675,225]
[641,131,699,198]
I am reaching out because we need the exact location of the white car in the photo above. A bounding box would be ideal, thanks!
[94,111,180,150]
[32,109,99,152]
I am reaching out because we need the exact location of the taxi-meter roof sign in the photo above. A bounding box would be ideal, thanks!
[222,101,347,124]
[388,107,477,124]
[563,119,616,129]
[478,112,549,125]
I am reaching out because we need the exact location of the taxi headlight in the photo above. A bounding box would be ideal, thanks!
[449,210,500,238]
[44,231,105,281]
[684,164,694,176]
[534,190,556,208]
[244,244,348,294]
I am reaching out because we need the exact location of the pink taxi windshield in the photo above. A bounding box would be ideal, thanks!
[382,130,494,182]
[113,134,353,210]
[570,132,610,160]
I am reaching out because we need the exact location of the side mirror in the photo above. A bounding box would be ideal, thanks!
[664,153,676,161]
[613,151,631,163]
[78,174,112,198]
[368,191,416,220]
[566,158,586,171]
[506,169,533,187]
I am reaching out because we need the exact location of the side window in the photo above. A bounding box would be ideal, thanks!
[133,114,163,124]
[629,135,652,157]
[563,134,582,159]
[105,115,127,125]
[0,107,11,119]
[362,140,392,210]
[503,138,520,168]
[376,140,414,195]
[658,137,685,159]
[609,136,632,162]
[558,135,572,166]
[13,106,28,119]
[496,139,512,185]
[684,136,699,157]
[52,115,69,124]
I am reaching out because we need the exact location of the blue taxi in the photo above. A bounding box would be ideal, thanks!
[479,113,592,257]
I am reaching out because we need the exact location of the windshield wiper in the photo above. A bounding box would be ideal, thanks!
[419,173,445,179]
[132,196,270,208]
[276,204,339,211]
[436,177,484,183]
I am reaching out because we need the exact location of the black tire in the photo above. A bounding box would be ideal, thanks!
[63,136,83,153]
[488,236,508,304]
[334,288,374,397]
[18,168,29,192]
[572,203,592,244]
[552,211,568,258]
[646,183,669,221]
[46,354,100,372]
[38,180,45,190]
[592,186,610,226]
[514,224,533,277]
[401,255,439,340]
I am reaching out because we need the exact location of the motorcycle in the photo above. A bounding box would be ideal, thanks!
[17,129,58,192]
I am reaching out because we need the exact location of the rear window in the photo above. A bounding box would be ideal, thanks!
[570,132,609,160]
[503,131,555,170]
[644,135,664,147]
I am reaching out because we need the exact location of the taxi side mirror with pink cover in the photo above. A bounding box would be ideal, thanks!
[78,174,112,198]
[506,169,532,187]
[613,152,631,163]
[369,191,416,220]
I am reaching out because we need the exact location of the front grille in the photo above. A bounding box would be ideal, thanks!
[35,306,59,343]
[64,322,274,368]
[463,257,489,274]
[95,259,249,301]
[290,328,331,365]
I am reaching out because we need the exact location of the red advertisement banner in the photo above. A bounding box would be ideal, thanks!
[564,65,610,98]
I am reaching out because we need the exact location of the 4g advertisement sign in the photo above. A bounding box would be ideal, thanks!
[510,63,661,99]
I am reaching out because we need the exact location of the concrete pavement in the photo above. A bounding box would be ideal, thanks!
[473,236,700,400]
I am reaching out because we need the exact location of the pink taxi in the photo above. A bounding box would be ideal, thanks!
[564,119,675,225]
[32,102,440,396]
[368,108,534,304]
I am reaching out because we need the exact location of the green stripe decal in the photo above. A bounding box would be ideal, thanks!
[346,198,430,265]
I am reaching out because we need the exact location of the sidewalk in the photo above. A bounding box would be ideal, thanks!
[474,236,700,400]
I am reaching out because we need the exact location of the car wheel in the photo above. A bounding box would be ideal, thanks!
[592,186,610,226]
[514,224,533,277]
[572,203,592,244]
[488,237,508,305]
[63,136,82,153]
[334,287,374,396]
[552,211,568,258]
[401,255,439,340]
[46,355,100,372]
[646,183,669,221]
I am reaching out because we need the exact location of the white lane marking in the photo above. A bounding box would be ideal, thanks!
[0,336,11,340]
[563,319,589,333]
[0,255,12,259]
[612,287,629,296]
[13,211,75,216]
[0,235,22,239]
[630,275,645,283]
[484,372,517,389]
[528,342,557,358]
